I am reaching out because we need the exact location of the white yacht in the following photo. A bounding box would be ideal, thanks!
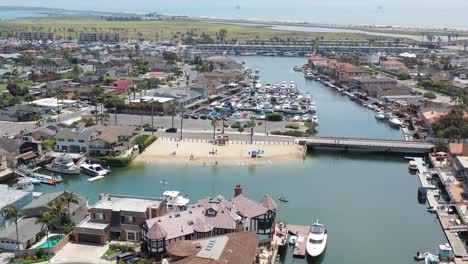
[306,220,327,257]
[45,155,81,175]
[312,116,318,124]
[80,163,111,176]
[389,117,402,128]
[162,191,190,210]
[308,105,317,113]
[375,112,385,120]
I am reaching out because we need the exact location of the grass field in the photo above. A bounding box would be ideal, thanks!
[0,18,398,42]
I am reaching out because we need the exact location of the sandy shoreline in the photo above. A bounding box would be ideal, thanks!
[133,140,305,166]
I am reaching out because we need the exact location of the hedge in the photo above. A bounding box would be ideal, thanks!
[133,135,157,152]
[98,155,133,167]
[266,112,283,121]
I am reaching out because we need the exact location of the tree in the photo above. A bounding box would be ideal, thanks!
[162,51,178,64]
[71,64,81,78]
[50,200,65,231]
[423,92,437,100]
[434,139,448,152]
[217,29,228,44]
[167,103,177,128]
[61,192,77,222]
[106,95,124,125]
[90,86,104,124]
[219,108,228,134]
[54,87,65,122]
[35,212,54,248]
[179,105,186,140]
[4,205,21,248]
[247,117,257,144]
[211,119,218,139]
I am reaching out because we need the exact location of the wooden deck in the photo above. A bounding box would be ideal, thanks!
[286,224,310,258]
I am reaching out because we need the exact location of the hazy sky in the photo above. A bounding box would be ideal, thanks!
[1,0,467,27]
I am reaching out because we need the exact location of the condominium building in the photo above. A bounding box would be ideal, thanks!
[79,32,120,42]
[16,31,56,41]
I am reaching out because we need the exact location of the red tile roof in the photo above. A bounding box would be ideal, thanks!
[113,80,134,91]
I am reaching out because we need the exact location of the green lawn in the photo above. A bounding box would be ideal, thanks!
[0,18,398,42]
[0,84,6,91]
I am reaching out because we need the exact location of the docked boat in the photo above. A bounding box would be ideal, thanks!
[409,160,418,171]
[44,155,80,175]
[13,180,35,192]
[312,116,318,124]
[162,190,190,210]
[289,236,298,245]
[425,244,455,264]
[80,163,111,176]
[389,117,402,127]
[418,187,427,200]
[414,251,431,261]
[306,220,327,257]
[375,112,385,120]
[278,195,288,203]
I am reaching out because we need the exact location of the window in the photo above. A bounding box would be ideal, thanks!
[58,138,64,142]
[122,215,134,224]
[78,140,85,143]
[127,232,136,241]
[94,213,105,220]
[68,139,74,142]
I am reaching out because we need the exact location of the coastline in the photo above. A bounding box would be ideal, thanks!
[132,140,305,166]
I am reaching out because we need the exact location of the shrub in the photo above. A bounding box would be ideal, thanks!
[270,130,304,137]
[133,135,157,152]
[266,112,283,121]
[36,248,45,258]
[238,127,244,132]
[285,123,300,129]
[98,155,133,167]
[423,92,437,100]
[109,243,134,252]
[41,140,56,150]
[231,123,240,129]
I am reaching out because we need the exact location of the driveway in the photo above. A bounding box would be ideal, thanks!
[50,242,112,264]
[0,252,14,264]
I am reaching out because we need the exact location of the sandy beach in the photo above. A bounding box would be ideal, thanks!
[133,140,305,166]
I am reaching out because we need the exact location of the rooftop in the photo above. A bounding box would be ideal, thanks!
[456,156,468,169]
[93,194,164,213]
[0,185,31,209]
[0,217,41,243]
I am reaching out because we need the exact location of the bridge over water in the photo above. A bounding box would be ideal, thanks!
[296,136,434,154]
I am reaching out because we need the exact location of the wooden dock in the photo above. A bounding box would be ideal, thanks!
[298,137,434,154]
[286,224,310,258]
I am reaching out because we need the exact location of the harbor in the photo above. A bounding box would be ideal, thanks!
[1,56,450,264]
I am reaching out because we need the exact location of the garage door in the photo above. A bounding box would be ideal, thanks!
[78,233,101,244]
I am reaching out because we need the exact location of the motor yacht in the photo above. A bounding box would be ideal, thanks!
[306,220,327,257]
[80,163,111,176]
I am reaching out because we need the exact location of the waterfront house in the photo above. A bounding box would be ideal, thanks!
[0,217,42,250]
[202,71,242,84]
[453,156,468,181]
[381,59,407,72]
[142,185,276,255]
[206,56,242,71]
[22,191,87,224]
[0,138,42,166]
[0,148,13,178]
[73,194,167,244]
[54,126,98,153]
[189,78,224,97]
[0,185,33,228]
[88,125,140,157]
[165,231,259,264]
[348,77,397,90]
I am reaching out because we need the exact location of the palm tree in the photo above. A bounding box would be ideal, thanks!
[35,212,54,247]
[248,117,257,144]
[219,108,227,134]
[179,105,186,140]
[167,103,177,128]
[54,87,65,122]
[4,205,21,248]
[90,86,104,124]
[211,119,218,139]
[50,200,65,229]
[106,95,124,125]
[61,192,77,222]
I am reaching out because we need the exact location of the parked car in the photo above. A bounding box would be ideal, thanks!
[183,114,190,119]
[144,126,157,132]
[200,115,208,120]
[166,127,178,133]
[116,251,138,263]
[158,112,164,116]
[126,256,141,264]
[190,114,199,120]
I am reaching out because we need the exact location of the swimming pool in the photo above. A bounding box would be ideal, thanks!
[37,235,64,248]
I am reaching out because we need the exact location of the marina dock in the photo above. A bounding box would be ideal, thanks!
[298,137,434,153]
[286,224,310,258]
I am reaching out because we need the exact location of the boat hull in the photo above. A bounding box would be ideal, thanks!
[306,234,327,257]
[44,166,81,175]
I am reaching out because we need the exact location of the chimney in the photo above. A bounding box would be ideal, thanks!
[99,193,105,200]
[234,185,243,197]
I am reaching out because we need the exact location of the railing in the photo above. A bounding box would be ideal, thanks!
[156,137,295,145]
